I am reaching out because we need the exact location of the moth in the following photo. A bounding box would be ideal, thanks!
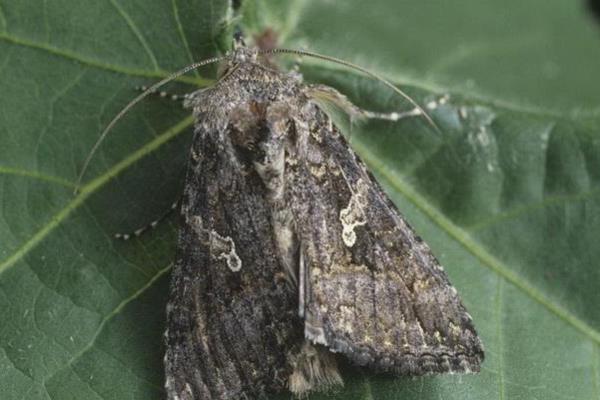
[79,33,484,400]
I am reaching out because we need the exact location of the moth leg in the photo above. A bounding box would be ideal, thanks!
[135,85,189,102]
[305,84,422,121]
[115,199,179,240]
[288,341,343,396]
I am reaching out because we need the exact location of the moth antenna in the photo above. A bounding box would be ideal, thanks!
[262,48,441,134]
[74,55,226,193]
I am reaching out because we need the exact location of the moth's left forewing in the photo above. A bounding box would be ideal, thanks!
[288,103,484,375]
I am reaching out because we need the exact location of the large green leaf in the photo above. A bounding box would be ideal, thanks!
[1,0,599,399]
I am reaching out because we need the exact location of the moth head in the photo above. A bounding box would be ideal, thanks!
[230,32,258,64]
[233,31,246,48]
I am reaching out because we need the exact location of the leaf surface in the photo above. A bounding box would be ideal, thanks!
[1,0,600,399]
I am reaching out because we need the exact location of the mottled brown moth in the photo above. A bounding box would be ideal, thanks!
[79,33,484,400]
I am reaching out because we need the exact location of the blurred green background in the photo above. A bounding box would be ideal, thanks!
[1,0,599,399]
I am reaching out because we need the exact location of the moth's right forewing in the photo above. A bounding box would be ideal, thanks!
[165,122,302,400]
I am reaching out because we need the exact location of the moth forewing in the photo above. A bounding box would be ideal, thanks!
[287,100,484,374]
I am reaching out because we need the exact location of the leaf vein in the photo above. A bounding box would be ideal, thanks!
[35,69,88,172]
[42,0,50,42]
[0,3,6,32]
[41,264,170,390]
[0,33,208,85]
[0,166,76,188]
[305,63,600,120]
[171,0,197,76]
[83,206,154,280]
[18,385,38,400]
[495,278,505,400]
[106,0,159,70]
[278,0,310,43]
[469,187,600,232]
[593,344,600,400]
[426,34,542,76]
[93,345,163,390]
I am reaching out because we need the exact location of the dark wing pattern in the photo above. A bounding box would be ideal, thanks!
[289,107,484,375]
[164,123,302,400]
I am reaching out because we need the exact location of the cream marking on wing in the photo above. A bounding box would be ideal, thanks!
[339,179,369,247]
[210,229,242,272]
[190,216,242,272]
[183,383,193,398]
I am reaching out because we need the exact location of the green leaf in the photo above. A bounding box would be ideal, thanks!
[1,0,599,399]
